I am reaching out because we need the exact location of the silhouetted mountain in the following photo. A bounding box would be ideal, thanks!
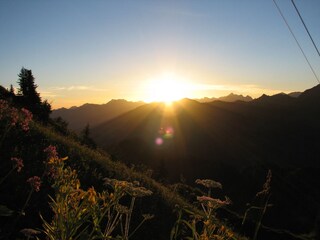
[196,93,253,103]
[91,84,320,239]
[298,84,320,102]
[51,99,145,131]
[253,93,296,107]
[288,91,301,98]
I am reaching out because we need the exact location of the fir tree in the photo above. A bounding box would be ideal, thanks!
[17,67,41,105]
[81,123,96,149]
[9,85,15,95]
[16,67,51,122]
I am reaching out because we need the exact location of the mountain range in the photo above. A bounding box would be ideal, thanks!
[51,93,255,131]
[51,99,145,132]
[195,93,253,103]
[52,92,303,132]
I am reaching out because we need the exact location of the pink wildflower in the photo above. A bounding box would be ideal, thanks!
[11,157,24,172]
[195,179,222,189]
[20,108,33,131]
[0,100,9,120]
[46,165,58,179]
[27,176,41,192]
[44,145,58,159]
[197,195,231,207]
[10,108,19,126]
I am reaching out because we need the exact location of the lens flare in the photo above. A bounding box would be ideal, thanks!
[155,137,163,145]
[155,126,174,146]
[163,127,174,139]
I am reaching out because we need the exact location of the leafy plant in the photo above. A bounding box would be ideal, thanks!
[171,179,235,240]
[41,145,153,240]
[242,170,272,240]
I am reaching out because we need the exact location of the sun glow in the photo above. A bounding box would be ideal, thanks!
[144,73,192,104]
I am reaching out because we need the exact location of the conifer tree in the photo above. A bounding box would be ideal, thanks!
[17,67,41,105]
[16,67,51,122]
[81,123,96,148]
[9,85,15,95]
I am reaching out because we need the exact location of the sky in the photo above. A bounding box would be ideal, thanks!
[0,0,319,109]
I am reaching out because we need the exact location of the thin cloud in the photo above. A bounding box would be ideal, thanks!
[51,86,108,92]
[37,88,58,98]
[193,83,293,97]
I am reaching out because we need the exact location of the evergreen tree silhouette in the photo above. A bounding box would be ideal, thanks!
[17,67,51,122]
[9,84,15,95]
[81,123,96,148]
[17,68,41,105]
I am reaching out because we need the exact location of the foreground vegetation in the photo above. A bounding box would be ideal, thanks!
[1,95,249,239]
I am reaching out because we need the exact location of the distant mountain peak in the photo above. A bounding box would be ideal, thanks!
[252,92,297,107]
[109,99,128,103]
[195,93,253,103]
[288,92,301,98]
[51,100,145,131]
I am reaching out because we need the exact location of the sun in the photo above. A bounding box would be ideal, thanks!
[144,73,192,104]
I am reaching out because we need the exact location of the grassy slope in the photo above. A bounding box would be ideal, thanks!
[34,122,192,209]
[33,122,247,239]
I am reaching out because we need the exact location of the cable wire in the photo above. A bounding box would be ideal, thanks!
[272,0,320,84]
[291,0,320,57]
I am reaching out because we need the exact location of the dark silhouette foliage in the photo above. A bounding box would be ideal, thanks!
[80,123,96,149]
[15,68,51,122]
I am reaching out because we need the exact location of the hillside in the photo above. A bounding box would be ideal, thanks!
[51,99,145,132]
[91,84,320,239]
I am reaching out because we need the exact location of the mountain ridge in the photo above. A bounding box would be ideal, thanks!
[51,99,145,131]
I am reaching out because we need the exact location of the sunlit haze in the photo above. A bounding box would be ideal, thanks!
[0,0,319,109]
[143,72,194,104]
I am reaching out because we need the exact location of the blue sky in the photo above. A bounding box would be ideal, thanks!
[0,0,319,108]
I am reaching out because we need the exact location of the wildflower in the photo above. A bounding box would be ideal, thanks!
[0,100,9,120]
[256,169,272,197]
[195,179,222,189]
[10,108,19,126]
[197,196,231,208]
[20,108,33,131]
[109,193,114,201]
[46,165,57,179]
[104,178,152,197]
[27,176,41,192]
[104,178,130,190]
[20,228,41,238]
[87,187,97,204]
[44,145,58,160]
[204,220,210,226]
[226,229,234,238]
[11,157,24,172]
[116,204,129,214]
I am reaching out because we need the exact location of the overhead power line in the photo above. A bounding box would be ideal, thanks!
[291,0,320,57]
[272,0,320,84]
